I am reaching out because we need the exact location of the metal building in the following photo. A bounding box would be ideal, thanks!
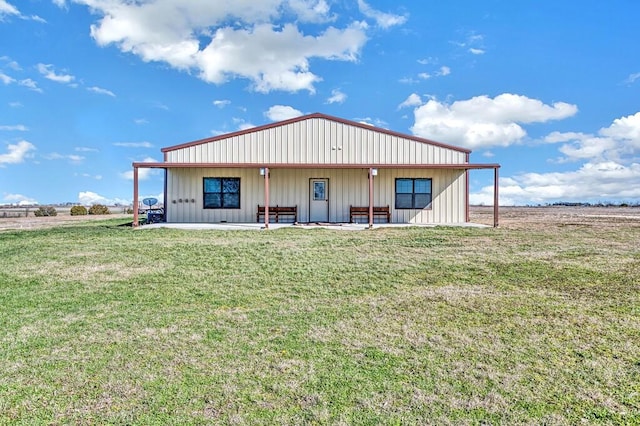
[132,113,500,227]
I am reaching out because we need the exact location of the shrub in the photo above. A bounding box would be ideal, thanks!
[33,206,58,217]
[70,205,88,216]
[88,204,111,215]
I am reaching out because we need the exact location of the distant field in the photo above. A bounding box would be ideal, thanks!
[0,208,638,424]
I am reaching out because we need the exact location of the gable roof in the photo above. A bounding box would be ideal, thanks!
[161,112,471,155]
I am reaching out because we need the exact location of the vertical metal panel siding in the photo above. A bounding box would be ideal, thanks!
[166,118,467,165]
[166,166,465,224]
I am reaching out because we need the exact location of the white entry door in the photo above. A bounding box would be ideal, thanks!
[309,178,329,222]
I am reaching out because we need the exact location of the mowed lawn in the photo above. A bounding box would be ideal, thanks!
[1,217,639,425]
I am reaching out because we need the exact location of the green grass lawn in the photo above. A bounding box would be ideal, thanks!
[1,219,639,424]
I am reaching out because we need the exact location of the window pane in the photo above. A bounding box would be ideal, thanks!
[396,193,413,209]
[313,181,325,200]
[223,193,240,208]
[204,193,221,208]
[414,193,432,209]
[223,178,240,193]
[204,178,221,193]
[415,179,431,194]
[396,179,413,193]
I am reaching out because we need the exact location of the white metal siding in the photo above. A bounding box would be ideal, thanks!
[166,117,467,165]
[166,167,466,224]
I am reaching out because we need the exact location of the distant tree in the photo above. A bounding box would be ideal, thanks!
[88,204,111,215]
[70,205,88,216]
[33,206,58,217]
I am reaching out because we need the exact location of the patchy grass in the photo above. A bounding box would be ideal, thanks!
[1,217,639,424]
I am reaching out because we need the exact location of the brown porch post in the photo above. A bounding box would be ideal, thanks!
[465,154,470,223]
[494,167,499,227]
[264,167,270,229]
[368,167,374,229]
[133,166,139,227]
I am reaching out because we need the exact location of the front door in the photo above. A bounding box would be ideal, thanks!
[309,178,329,222]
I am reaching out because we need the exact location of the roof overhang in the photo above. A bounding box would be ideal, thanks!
[132,162,500,170]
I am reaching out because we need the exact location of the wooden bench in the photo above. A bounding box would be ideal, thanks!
[257,205,297,223]
[350,205,391,223]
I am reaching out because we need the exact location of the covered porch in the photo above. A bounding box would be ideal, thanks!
[132,162,500,228]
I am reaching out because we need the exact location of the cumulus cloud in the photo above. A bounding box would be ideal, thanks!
[471,111,640,205]
[471,162,640,206]
[0,72,15,84]
[3,193,38,205]
[37,63,75,84]
[78,191,129,206]
[326,89,346,104]
[0,140,36,165]
[398,93,422,109]
[64,0,369,93]
[357,0,407,29]
[120,157,158,180]
[0,0,19,17]
[265,105,303,121]
[410,93,578,149]
[18,78,42,92]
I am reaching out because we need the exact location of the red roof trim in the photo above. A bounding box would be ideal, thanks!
[133,162,500,170]
[160,112,472,154]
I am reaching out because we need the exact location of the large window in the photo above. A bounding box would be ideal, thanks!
[395,178,432,209]
[203,177,240,209]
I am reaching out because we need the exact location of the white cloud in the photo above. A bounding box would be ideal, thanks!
[18,78,42,92]
[410,93,578,149]
[436,66,450,76]
[265,105,303,121]
[43,152,85,163]
[120,157,158,180]
[543,112,640,164]
[0,124,28,131]
[0,140,36,166]
[3,193,38,205]
[326,88,346,104]
[357,0,407,29]
[469,48,485,55]
[37,63,75,84]
[75,146,99,152]
[0,72,15,84]
[78,191,129,206]
[134,118,148,125]
[471,162,640,206]
[71,0,368,93]
[418,72,431,80]
[624,72,640,85]
[213,99,230,108]
[398,93,422,109]
[472,111,640,205]
[0,1,44,21]
[114,141,154,148]
[0,0,19,17]
[87,86,116,97]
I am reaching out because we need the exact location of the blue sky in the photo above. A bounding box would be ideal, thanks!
[1,0,639,206]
